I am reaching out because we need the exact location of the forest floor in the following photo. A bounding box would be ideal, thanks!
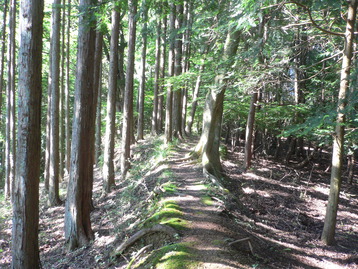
[0,136,358,268]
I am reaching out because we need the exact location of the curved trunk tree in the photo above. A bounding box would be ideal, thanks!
[103,7,120,192]
[321,0,358,246]
[64,0,97,250]
[12,0,43,267]
[194,29,240,178]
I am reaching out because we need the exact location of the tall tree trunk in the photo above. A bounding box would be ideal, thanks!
[117,23,126,114]
[44,81,51,191]
[64,0,97,250]
[12,0,43,267]
[172,3,183,139]
[88,30,103,207]
[0,0,7,120]
[5,0,16,200]
[65,0,71,174]
[180,0,192,136]
[186,64,203,134]
[0,0,7,187]
[120,0,137,177]
[158,14,167,132]
[321,0,358,246]
[95,50,102,167]
[59,0,66,182]
[151,19,161,135]
[103,7,120,192]
[244,13,267,170]
[48,0,62,206]
[165,2,175,143]
[244,92,258,171]
[137,1,147,140]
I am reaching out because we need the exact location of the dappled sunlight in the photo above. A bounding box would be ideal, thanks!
[223,146,358,268]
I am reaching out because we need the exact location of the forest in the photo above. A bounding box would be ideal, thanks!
[0,0,357,268]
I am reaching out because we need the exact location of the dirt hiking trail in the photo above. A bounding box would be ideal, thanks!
[163,142,249,268]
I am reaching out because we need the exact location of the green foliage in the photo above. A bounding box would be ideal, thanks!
[280,105,336,146]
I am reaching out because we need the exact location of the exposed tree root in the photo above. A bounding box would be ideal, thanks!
[112,224,177,256]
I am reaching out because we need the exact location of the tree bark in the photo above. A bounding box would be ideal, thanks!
[103,7,120,192]
[151,19,161,135]
[181,0,192,136]
[0,0,7,188]
[65,0,71,174]
[244,92,258,171]
[172,3,183,139]
[64,0,97,250]
[137,1,148,140]
[48,0,62,206]
[165,2,175,144]
[59,0,66,182]
[95,53,102,167]
[44,81,51,191]
[117,22,126,114]
[321,0,358,246]
[0,0,7,121]
[120,0,137,177]
[5,0,16,200]
[158,14,167,132]
[12,0,43,267]
[186,63,203,134]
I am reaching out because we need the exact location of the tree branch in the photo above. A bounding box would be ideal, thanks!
[285,1,345,37]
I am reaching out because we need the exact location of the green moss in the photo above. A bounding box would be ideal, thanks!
[160,217,189,230]
[162,182,178,193]
[201,196,214,206]
[143,200,188,230]
[134,242,200,269]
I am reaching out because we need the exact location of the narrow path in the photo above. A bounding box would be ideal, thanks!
[164,142,250,269]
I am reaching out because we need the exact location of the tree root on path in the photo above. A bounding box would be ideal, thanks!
[112,224,178,256]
